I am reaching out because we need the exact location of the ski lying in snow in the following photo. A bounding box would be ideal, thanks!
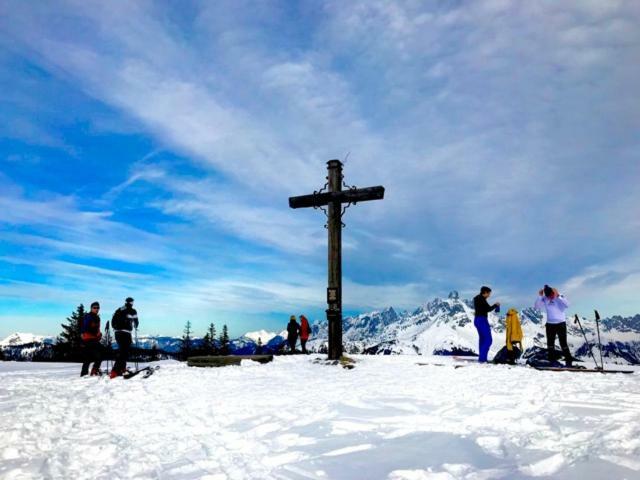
[418,361,533,370]
[416,362,467,369]
[123,366,160,379]
[533,366,634,374]
[452,356,480,363]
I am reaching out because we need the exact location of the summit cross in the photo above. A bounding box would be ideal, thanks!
[289,160,385,360]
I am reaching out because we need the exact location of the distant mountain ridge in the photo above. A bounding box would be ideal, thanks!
[307,292,640,364]
[2,293,640,363]
[0,332,54,347]
[0,331,290,361]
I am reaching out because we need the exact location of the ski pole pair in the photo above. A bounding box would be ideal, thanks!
[573,310,604,370]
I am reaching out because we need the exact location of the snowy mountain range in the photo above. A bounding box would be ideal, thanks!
[2,292,640,363]
[0,330,291,360]
[306,291,640,364]
[0,333,55,361]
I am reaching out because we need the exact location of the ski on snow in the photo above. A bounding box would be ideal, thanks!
[123,366,160,379]
[532,366,634,374]
[416,362,468,369]
[416,361,523,369]
[415,362,634,374]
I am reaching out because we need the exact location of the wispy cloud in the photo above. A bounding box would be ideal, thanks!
[0,0,639,337]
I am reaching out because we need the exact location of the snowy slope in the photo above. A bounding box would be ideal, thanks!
[1,357,638,479]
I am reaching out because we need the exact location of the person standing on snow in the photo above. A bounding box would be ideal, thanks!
[534,285,573,366]
[80,301,104,377]
[299,315,312,354]
[110,297,139,378]
[473,286,500,363]
[286,315,300,353]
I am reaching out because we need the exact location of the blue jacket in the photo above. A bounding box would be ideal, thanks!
[81,312,101,342]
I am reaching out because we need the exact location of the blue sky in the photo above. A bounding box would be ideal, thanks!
[1,1,639,339]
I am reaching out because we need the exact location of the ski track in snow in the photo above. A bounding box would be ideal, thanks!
[0,357,639,480]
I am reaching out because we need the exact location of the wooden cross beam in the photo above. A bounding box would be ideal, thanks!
[289,160,385,360]
[288,186,385,209]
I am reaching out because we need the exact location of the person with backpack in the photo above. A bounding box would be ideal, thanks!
[473,286,500,363]
[286,316,300,353]
[299,315,312,354]
[534,285,573,366]
[110,297,139,378]
[80,301,104,377]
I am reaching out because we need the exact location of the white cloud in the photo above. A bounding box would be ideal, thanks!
[0,0,639,332]
[0,187,171,265]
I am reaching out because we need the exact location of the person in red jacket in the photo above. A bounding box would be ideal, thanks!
[299,315,312,354]
[80,302,105,376]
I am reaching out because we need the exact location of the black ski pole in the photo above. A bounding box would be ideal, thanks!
[595,310,604,370]
[105,321,111,374]
[135,327,139,371]
[573,314,600,370]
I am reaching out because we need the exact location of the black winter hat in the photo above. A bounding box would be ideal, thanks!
[543,285,554,297]
[91,301,100,308]
[125,297,134,303]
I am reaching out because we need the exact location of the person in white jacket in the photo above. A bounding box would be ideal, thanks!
[534,285,573,366]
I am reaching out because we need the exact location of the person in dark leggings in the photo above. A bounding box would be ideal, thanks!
[473,286,500,363]
[110,297,139,378]
[535,285,573,366]
[286,316,300,353]
[80,302,104,376]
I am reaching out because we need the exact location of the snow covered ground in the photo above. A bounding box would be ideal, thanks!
[1,356,639,480]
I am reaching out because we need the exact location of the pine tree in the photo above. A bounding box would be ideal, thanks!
[256,337,263,355]
[202,332,212,355]
[208,323,217,354]
[181,321,192,360]
[219,324,230,355]
[150,341,159,361]
[201,322,217,356]
[54,304,85,361]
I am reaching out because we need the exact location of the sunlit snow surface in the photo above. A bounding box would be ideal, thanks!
[1,356,639,479]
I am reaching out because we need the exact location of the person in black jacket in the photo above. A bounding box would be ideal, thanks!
[109,297,139,378]
[473,286,500,363]
[80,301,104,377]
[286,316,300,353]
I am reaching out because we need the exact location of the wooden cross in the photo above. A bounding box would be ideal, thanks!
[289,160,385,360]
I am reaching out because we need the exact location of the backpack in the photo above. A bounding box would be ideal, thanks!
[111,308,124,330]
[492,344,522,364]
[523,346,564,368]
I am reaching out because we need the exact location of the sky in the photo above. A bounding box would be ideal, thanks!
[0,0,639,339]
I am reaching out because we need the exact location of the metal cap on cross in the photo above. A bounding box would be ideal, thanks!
[289,160,385,360]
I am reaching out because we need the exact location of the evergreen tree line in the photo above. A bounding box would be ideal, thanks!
[179,321,231,360]
[1,304,236,362]
[51,304,233,363]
